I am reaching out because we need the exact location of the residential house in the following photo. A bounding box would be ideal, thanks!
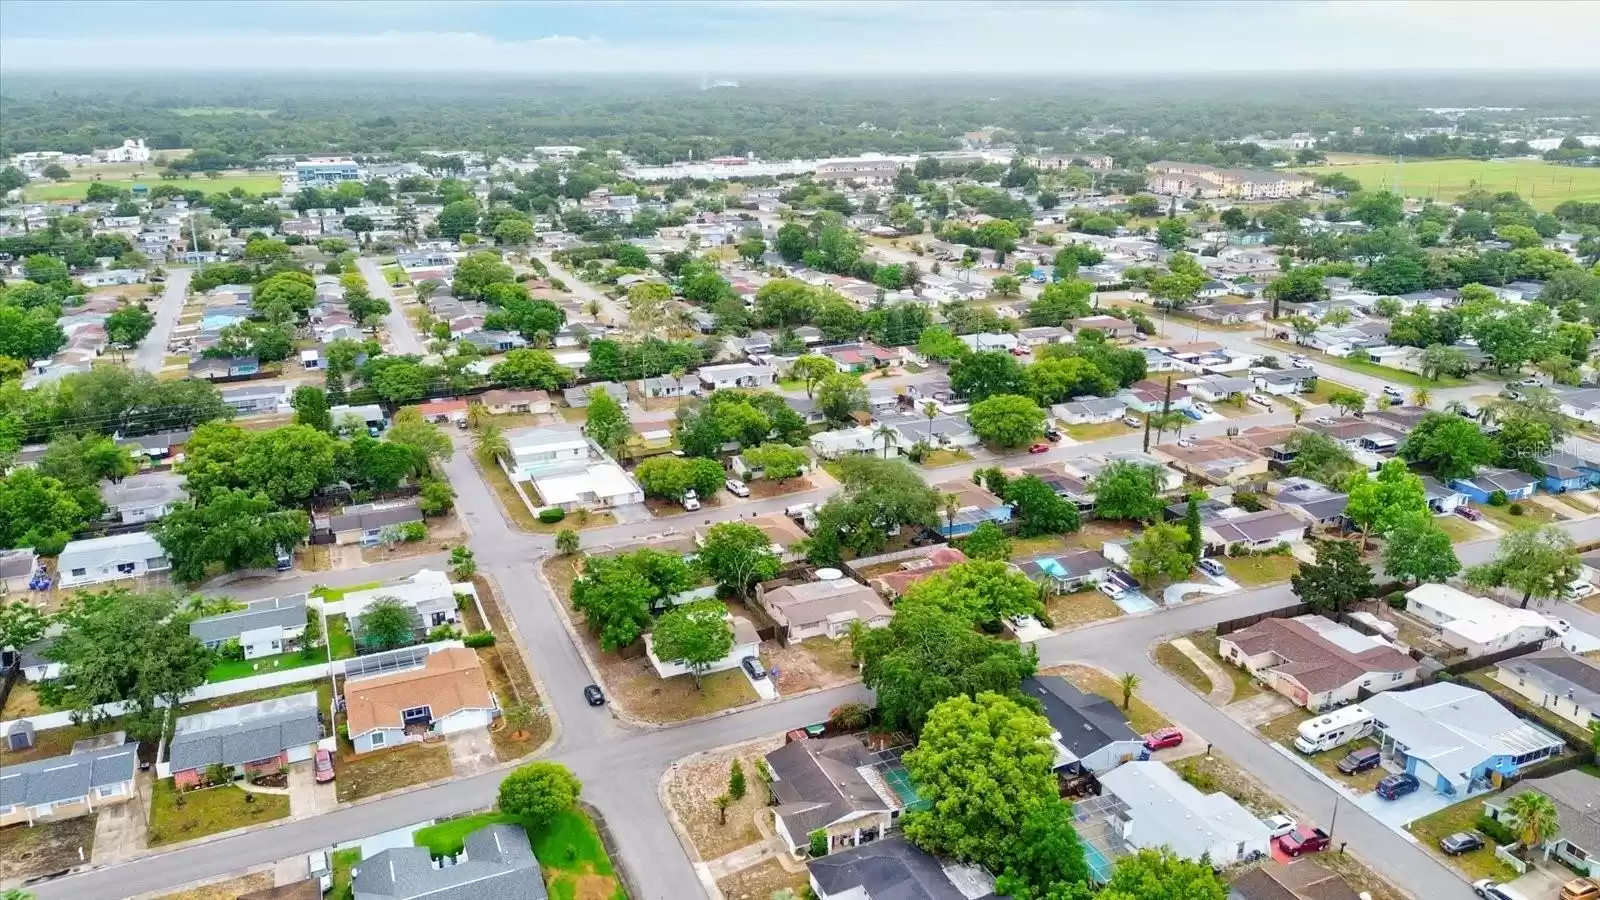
[756,577,893,645]
[807,836,999,900]
[1300,416,1407,456]
[1491,649,1600,733]
[645,612,761,679]
[1482,770,1599,876]
[1218,615,1419,711]
[343,648,498,754]
[1070,315,1138,340]
[99,470,187,524]
[167,691,323,787]
[1204,509,1306,553]
[1421,476,1468,516]
[930,480,1013,538]
[1069,451,1185,493]
[459,330,527,354]
[0,548,39,595]
[1096,761,1273,865]
[641,374,688,399]
[1017,326,1070,348]
[811,425,886,460]
[1185,376,1254,403]
[220,384,288,415]
[1016,463,1097,510]
[187,356,261,381]
[1191,301,1269,324]
[1538,450,1600,493]
[1024,675,1144,776]
[1158,438,1268,486]
[1229,425,1299,465]
[115,428,193,465]
[1231,860,1365,900]
[315,500,424,546]
[331,403,387,435]
[0,742,140,828]
[823,342,896,373]
[562,382,629,408]
[351,823,549,900]
[766,735,899,855]
[477,389,551,415]
[1362,682,1565,796]
[1015,549,1112,593]
[56,532,171,588]
[868,547,969,599]
[1053,397,1128,425]
[1449,468,1539,504]
[189,594,308,660]
[1251,369,1319,396]
[892,415,980,452]
[414,398,469,424]
[739,513,811,564]
[338,569,462,645]
[505,426,644,511]
[1405,584,1554,658]
[1272,478,1350,529]
[1556,388,1600,426]
[699,363,777,391]
[1119,379,1195,414]
[958,332,1021,354]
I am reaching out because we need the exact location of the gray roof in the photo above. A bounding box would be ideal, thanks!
[0,743,139,808]
[116,429,193,453]
[1464,467,1539,493]
[1255,368,1318,384]
[320,500,423,534]
[100,470,187,512]
[353,823,547,900]
[1024,675,1139,758]
[1056,397,1127,417]
[0,547,39,580]
[766,736,891,839]
[807,836,996,900]
[189,594,308,645]
[168,691,322,772]
[1494,769,1600,858]
[1498,649,1600,712]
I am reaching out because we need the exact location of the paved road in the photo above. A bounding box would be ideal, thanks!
[132,267,192,373]
[539,253,629,327]
[357,257,422,356]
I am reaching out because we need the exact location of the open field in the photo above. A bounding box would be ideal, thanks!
[1297,158,1600,211]
[25,172,283,201]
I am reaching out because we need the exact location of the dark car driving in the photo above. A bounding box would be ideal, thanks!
[583,684,606,706]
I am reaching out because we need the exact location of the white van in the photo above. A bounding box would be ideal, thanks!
[307,850,332,893]
[1294,705,1376,754]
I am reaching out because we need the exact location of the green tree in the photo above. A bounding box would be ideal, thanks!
[291,385,333,433]
[105,304,156,349]
[902,692,1057,871]
[1004,475,1081,537]
[992,275,1022,298]
[1502,791,1562,856]
[1291,538,1373,615]
[497,761,582,830]
[951,351,1026,402]
[901,560,1044,626]
[449,545,477,580]
[386,407,454,469]
[357,598,416,650]
[489,348,573,390]
[1466,525,1580,609]
[583,389,633,458]
[1183,495,1204,563]
[1345,459,1428,550]
[650,600,735,686]
[742,443,808,481]
[728,759,747,801]
[0,601,50,657]
[437,198,481,239]
[1284,431,1361,486]
[1100,848,1227,900]
[957,521,1012,561]
[150,490,311,582]
[1382,511,1460,585]
[556,529,581,556]
[452,250,515,300]
[572,550,692,650]
[1127,523,1195,589]
[816,372,869,424]
[1025,279,1093,327]
[969,394,1046,448]
[789,355,838,398]
[696,521,781,598]
[1327,388,1368,416]
[1091,462,1164,522]
[1397,412,1497,480]
[917,326,969,363]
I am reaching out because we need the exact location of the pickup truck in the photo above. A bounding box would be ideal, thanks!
[1277,827,1331,856]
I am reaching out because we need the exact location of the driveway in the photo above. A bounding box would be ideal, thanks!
[1164,582,1233,606]
[743,667,779,701]
[445,729,497,779]
[287,760,332,820]
[1353,782,1485,831]
[90,790,148,866]
[1507,862,1571,900]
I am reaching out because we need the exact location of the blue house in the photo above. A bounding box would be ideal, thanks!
[1449,468,1538,503]
[1537,451,1600,493]
[1363,683,1564,797]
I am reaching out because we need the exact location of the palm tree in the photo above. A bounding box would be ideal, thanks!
[1291,405,1303,425]
[466,401,489,431]
[1503,791,1561,858]
[943,492,962,537]
[1118,673,1141,711]
[922,400,939,430]
[474,423,509,462]
[1411,387,1432,408]
[873,424,900,459]
[586,298,603,322]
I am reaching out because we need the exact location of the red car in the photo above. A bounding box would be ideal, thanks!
[1028,443,1051,454]
[1456,506,1483,521]
[1277,827,1331,856]
[1143,727,1184,751]
[313,748,335,783]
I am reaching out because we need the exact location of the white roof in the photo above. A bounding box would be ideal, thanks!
[1098,761,1271,861]
[340,569,455,617]
[810,426,879,453]
[533,462,641,506]
[1363,683,1565,789]
[1405,584,1551,644]
[57,531,165,569]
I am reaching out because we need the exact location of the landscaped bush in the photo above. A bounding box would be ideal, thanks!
[538,507,566,524]
[1488,489,1509,507]
[1509,503,1525,516]
[828,702,872,731]
[463,631,497,648]
[1475,815,1517,846]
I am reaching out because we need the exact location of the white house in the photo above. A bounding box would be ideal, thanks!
[1251,369,1319,396]
[644,611,761,679]
[811,425,888,459]
[958,332,1021,353]
[1096,761,1272,865]
[336,569,462,644]
[56,532,170,588]
[343,648,497,755]
[188,594,308,660]
[1052,397,1128,425]
[505,426,644,511]
[1362,683,1565,797]
[1404,584,1554,657]
[99,470,187,524]
[698,363,777,391]
[99,138,151,163]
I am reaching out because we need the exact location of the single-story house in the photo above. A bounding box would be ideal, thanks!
[807,836,997,900]
[343,648,497,754]
[415,397,469,424]
[1024,675,1144,776]
[1231,860,1364,900]
[331,403,387,434]
[167,691,323,787]
[931,480,1013,538]
[220,384,288,415]
[352,823,548,900]
[1482,770,1599,876]
[1070,315,1138,339]
[892,415,980,451]
[1218,614,1419,711]
[1014,549,1112,593]
[757,577,892,645]
[315,500,424,546]
[1556,388,1600,427]
[868,547,969,599]
[460,329,527,354]
[1119,379,1195,414]
[0,742,140,828]
[1158,439,1269,486]
[1272,479,1349,528]
[645,612,761,679]
[1421,476,1467,515]
[1204,509,1305,553]
[641,374,688,399]
[1070,451,1185,493]
[0,547,39,594]
[1404,583,1554,657]
[1053,397,1128,425]
[1537,450,1600,494]
[767,735,899,856]
[56,532,171,588]
[188,594,308,659]
[478,389,551,415]
[1252,369,1319,396]
[339,569,462,645]
[115,429,194,464]
[1186,376,1254,403]
[698,363,776,391]
[1018,326,1070,347]
[1097,761,1272,865]
[1362,682,1565,797]
[562,382,629,408]
[99,470,187,525]
[810,425,886,460]
[1491,648,1600,733]
[958,332,1021,354]
[1450,468,1538,503]
[188,355,260,381]
[741,513,811,564]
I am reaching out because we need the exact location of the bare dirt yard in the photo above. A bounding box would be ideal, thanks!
[665,735,783,861]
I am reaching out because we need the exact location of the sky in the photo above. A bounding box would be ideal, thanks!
[2,0,1599,75]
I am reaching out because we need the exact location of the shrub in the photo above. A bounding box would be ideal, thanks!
[809,829,829,858]
[463,631,497,648]
[827,702,872,731]
[217,638,245,661]
[538,507,566,524]
[1233,491,1266,512]
[1178,762,1217,793]
[400,521,427,542]
[1508,503,1525,516]
[426,624,460,642]
[1488,489,1509,507]
[1475,815,1517,846]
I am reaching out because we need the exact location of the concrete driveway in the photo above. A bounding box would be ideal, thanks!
[287,760,322,819]
[1507,862,1571,900]
[90,790,148,866]
[1353,783,1482,830]
[445,729,496,778]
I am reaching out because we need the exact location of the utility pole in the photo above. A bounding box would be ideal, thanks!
[1155,375,1175,445]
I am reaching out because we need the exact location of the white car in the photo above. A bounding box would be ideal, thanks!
[1290,353,1306,362]
[1316,416,1336,426]
[1382,386,1404,399]
[1248,394,1275,410]
[1176,437,1194,448]
[1097,581,1125,599]
[724,479,750,498]
[1194,401,1214,415]
[1260,814,1297,839]
[1546,616,1572,635]
[1291,359,1316,369]
[682,489,701,511]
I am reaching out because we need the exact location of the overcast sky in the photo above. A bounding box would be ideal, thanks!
[2,0,1598,74]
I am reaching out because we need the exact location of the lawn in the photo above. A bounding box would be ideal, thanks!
[1478,501,1556,531]
[527,808,626,900]
[327,614,357,660]
[415,811,518,857]
[1223,553,1301,587]
[0,715,134,765]
[1009,534,1074,558]
[1044,664,1167,734]
[335,741,453,803]
[25,173,284,201]
[147,781,290,847]
[1407,796,1519,882]
[919,448,974,467]
[1263,341,1468,389]
[1257,712,1386,793]
[1296,158,1600,211]
[1188,630,1261,701]
[1064,419,1139,442]
[1293,378,1365,407]
[1045,590,1123,629]
[1153,641,1213,696]
[310,581,381,603]
[381,266,408,285]
[330,847,361,900]
[205,648,326,683]
[181,679,333,719]
[1435,514,1488,543]
[0,814,96,884]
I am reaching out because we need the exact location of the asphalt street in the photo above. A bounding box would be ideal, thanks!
[358,257,422,356]
[132,267,192,373]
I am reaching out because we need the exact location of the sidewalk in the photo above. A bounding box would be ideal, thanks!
[1170,637,1234,705]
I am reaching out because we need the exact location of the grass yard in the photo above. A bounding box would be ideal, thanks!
[919,448,975,467]
[1407,797,1519,882]
[1045,590,1123,629]
[147,781,289,846]
[0,814,96,883]
[1257,712,1387,793]
[381,266,408,285]
[155,873,273,900]
[1224,553,1301,587]
[1064,419,1139,442]
[415,811,519,857]
[1263,341,1468,389]
[327,614,357,660]
[25,173,284,202]
[474,449,543,531]
[1189,631,1261,701]
[335,741,453,803]
[310,581,381,603]
[1009,534,1074,558]
[0,715,134,765]
[1478,501,1556,531]
[1296,158,1600,211]
[529,809,626,900]
[1153,641,1213,696]
[1293,378,1365,407]
[0,679,55,718]
[1435,514,1488,543]
[1044,664,1168,734]
[718,859,810,900]
[205,648,326,683]
[331,847,361,900]
[181,678,333,719]
[1553,491,1597,513]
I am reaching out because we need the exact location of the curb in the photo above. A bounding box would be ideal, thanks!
[476,569,562,747]
[580,800,647,900]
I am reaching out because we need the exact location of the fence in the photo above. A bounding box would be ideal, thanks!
[1215,603,1313,636]
[842,546,941,579]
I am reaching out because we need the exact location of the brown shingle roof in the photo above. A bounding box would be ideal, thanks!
[344,648,495,738]
[1225,616,1415,694]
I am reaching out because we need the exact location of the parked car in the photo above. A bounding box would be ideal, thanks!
[1474,881,1519,900]
[1248,394,1275,410]
[1097,581,1125,600]
[1376,772,1420,800]
[1143,727,1184,751]
[1290,353,1306,362]
[1439,832,1485,855]
[1336,747,1382,775]
[1010,347,1029,357]
[1176,437,1194,448]
[1519,377,1542,387]
[1260,814,1297,839]
[1193,401,1214,415]
[1548,617,1571,635]
[1044,427,1063,442]
[1562,580,1594,601]
[682,489,701,511]
[313,749,335,783]
[1382,386,1404,400]
[1278,827,1331,856]
[741,656,767,679]
[1315,416,1336,426]
[583,684,606,706]
[1561,877,1600,900]
[1456,506,1483,521]
[1124,416,1143,427]
[1197,558,1225,577]
[1028,443,1051,454]
[1292,359,1316,369]
[724,479,750,498]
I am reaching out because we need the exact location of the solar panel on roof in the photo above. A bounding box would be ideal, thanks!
[342,646,430,680]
